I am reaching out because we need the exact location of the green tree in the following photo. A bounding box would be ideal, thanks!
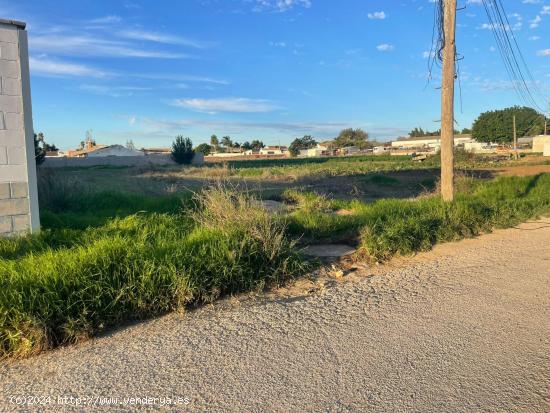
[210,134,219,148]
[472,106,546,144]
[461,127,472,135]
[250,140,264,150]
[171,136,195,164]
[409,127,425,137]
[34,133,46,165]
[333,128,369,149]
[221,136,233,148]
[195,143,212,156]
[241,141,252,150]
[289,135,317,157]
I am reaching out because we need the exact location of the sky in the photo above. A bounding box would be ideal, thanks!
[1,0,549,150]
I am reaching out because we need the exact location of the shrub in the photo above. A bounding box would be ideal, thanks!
[171,136,195,165]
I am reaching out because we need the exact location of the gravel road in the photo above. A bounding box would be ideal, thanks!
[2,221,550,412]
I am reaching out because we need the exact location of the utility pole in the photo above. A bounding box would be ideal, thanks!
[513,115,518,160]
[440,0,457,202]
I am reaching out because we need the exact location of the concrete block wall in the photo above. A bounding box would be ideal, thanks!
[0,19,39,236]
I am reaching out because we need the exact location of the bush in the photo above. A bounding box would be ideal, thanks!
[171,136,195,165]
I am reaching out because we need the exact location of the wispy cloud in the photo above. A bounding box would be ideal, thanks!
[79,84,151,97]
[116,29,215,49]
[29,34,188,59]
[252,0,312,12]
[29,56,110,78]
[172,97,278,113]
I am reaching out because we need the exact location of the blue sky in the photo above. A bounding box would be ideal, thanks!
[2,0,549,150]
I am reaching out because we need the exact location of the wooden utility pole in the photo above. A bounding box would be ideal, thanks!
[513,115,518,160]
[440,0,457,202]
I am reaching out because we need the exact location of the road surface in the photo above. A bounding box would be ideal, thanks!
[1,221,550,412]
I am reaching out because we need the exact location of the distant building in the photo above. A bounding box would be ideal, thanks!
[532,135,550,153]
[87,144,144,157]
[299,144,329,158]
[391,134,473,150]
[259,146,288,156]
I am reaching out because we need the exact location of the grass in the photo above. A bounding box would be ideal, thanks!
[1,171,549,359]
[285,174,550,260]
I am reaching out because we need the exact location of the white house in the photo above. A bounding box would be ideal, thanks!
[299,144,329,157]
[391,134,473,150]
[87,144,145,157]
[533,135,550,153]
[259,146,288,156]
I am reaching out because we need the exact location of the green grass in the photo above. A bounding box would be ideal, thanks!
[285,174,550,260]
[1,173,549,359]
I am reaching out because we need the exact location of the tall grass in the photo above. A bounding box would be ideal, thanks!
[1,173,549,358]
[0,185,306,359]
[285,174,550,260]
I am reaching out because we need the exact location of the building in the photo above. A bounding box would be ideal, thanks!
[391,134,473,150]
[373,146,392,155]
[259,146,288,156]
[532,135,550,153]
[299,144,329,158]
[87,144,144,157]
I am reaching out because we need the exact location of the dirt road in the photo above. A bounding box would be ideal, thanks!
[1,221,549,412]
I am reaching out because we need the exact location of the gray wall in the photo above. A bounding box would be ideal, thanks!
[0,19,39,236]
[40,153,205,168]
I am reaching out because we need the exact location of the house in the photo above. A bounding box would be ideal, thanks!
[391,134,473,150]
[532,135,550,153]
[338,146,360,156]
[299,144,329,158]
[259,146,288,156]
[87,144,145,157]
[373,146,391,155]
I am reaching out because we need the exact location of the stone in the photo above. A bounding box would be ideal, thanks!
[0,60,19,78]
[0,182,9,199]
[7,146,25,164]
[10,181,27,198]
[0,198,29,215]
[0,146,6,164]
[1,77,21,96]
[261,200,287,213]
[302,244,357,258]
[12,214,29,232]
[0,215,11,233]
[0,164,26,181]
[0,41,18,60]
[4,112,22,130]
[0,94,22,113]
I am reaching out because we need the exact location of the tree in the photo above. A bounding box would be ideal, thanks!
[250,140,264,150]
[221,136,233,148]
[171,136,195,164]
[34,133,45,165]
[472,106,547,144]
[195,143,212,156]
[461,127,472,135]
[409,127,426,137]
[210,134,219,148]
[289,135,317,157]
[241,141,252,150]
[333,128,369,149]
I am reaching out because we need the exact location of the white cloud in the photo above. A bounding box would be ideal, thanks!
[537,49,550,56]
[172,97,278,113]
[253,0,312,12]
[530,15,542,28]
[29,34,188,59]
[89,15,122,24]
[529,35,541,40]
[376,43,394,52]
[29,57,109,78]
[116,30,214,49]
[367,11,386,20]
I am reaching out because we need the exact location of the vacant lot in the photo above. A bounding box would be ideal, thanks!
[1,153,550,358]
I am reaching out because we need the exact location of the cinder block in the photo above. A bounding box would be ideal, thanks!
[0,146,6,164]
[10,182,27,198]
[0,95,22,113]
[0,27,18,44]
[4,112,22,130]
[7,146,25,164]
[0,164,26,182]
[0,111,4,129]
[0,129,24,146]
[0,60,19,78]
[1,77,21,96]
[0,182,9,199]
[0,41,18,60]
[0,198,29,215]
[12,214,29,232]
[0,216,11,233]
